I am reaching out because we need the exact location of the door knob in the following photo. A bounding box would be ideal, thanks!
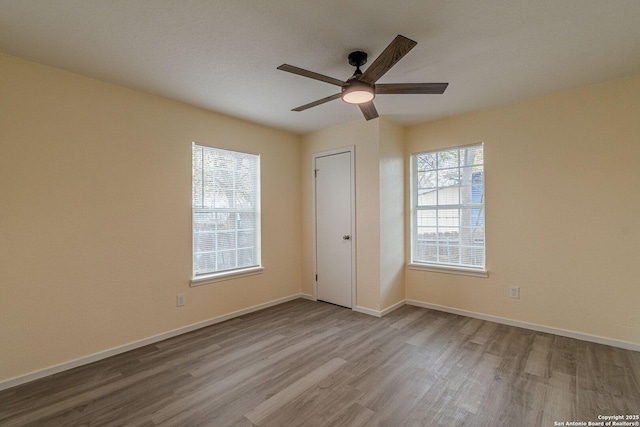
[343,235,350,240]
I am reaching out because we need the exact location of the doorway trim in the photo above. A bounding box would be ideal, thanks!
[311,146,356,309]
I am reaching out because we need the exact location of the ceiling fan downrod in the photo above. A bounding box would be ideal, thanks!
[348,51,368,80]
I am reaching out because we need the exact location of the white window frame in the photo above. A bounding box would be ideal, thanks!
[190,143,262,286]
[409,143,488,278]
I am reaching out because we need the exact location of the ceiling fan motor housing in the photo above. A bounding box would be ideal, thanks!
[348,51,368,67]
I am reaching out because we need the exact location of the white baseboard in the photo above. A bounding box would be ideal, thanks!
[353,305,382,317]
[299,293,316,301]
[353,300,406,318]
[0,293,307,392]
[381,299,406,316]
[406,299,640,352]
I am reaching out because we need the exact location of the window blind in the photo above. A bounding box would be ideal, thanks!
[192,144,260,276]
[412,144,485,270]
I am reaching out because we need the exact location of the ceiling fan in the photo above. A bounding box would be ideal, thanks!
[277,35,448,121]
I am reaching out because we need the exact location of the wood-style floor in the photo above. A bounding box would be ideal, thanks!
[1,299,639,426]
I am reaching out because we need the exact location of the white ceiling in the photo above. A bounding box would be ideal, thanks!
[1,1,640,134]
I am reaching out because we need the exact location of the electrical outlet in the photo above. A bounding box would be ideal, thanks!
[177,293,185,307]
[509,286,520,299]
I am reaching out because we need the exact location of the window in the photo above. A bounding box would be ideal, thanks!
[410,144,486,275]
[192,144,261,282]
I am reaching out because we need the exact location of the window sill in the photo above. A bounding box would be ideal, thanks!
[190,266,264,287]
[407,263,488,278]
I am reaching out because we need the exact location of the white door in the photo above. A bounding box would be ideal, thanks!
[315,151,353,308]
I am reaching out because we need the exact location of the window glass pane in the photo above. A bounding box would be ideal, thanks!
[193,231,216,254]
[218,231,236,251]
[416,210,436,227]
[460,147,484,167]
[460,247,484,268]
[438,187,459,205]
[417,170,437,189]
[459,166,478,186]
[437,209,459,229]
[472,183,484,202]
[415,228,437,263]
[417,152,437,172]
[438,150,459,169]
[417,189,437,207]
[437,168,460,188]
[237,248,255,268]
[471,208,485,228]
[438,244,460,264]
[238,230,255,249]
[217,251,236,272]
[459,186,472,205]
[194,252,216,275]
[460,183,485,206]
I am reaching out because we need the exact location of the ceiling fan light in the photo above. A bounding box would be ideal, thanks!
[341,82,375,104]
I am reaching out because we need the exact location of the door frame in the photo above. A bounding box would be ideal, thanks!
[312,146,356,309]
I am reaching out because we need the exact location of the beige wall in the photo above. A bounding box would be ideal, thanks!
[300,120,381,310]
[3,51,638,385]
[300,118,406,312]
[0,54,302,382]
[405,74,640,345]
[379,118,405,310]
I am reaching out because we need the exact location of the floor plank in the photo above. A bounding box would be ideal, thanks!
[244,357,347,424]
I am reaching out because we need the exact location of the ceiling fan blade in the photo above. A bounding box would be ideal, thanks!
[360,35,417,85]
[376,83,449,95]
[359,102,378,120]
[278,64,347,87]
[292,93,341,112]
